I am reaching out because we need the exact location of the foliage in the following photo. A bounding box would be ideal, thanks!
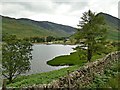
[27,36,69,43]
[0,43,1,63]
[7,52,119,88]
[75,10,107,62]
[2,35,33,82]
[87,60,119,88]
[73,45,87,60]
[30,37,45,43]
[46,36,55,42]
[7,65,80,87]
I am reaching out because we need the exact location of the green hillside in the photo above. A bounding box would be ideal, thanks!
[1,13,120,40]
[2,15,76,38]
[98,13,120,40]
[18,18,75,35]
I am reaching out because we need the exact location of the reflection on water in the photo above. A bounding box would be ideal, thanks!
[26,44,76,75]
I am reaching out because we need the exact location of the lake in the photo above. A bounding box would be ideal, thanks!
[26,44,77,75]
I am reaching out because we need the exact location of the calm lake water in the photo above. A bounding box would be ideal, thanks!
[26,44,77,75]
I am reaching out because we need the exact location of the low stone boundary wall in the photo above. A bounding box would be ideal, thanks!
[49,51,120,89]
[4,51,120,90]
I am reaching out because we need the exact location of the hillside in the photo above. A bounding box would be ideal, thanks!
[18,18,75,35]
[1,15,76,38]
[98,13,120,40]
[98,13,119,30]
[1,13,120,40]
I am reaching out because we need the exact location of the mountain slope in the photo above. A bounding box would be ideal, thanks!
[18,18,75,35]
[1,15,76,38]
[98,13,120,40]
[1,13,120,40]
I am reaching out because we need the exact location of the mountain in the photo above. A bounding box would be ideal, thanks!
[1,12,120,40]
[98,13,119,30]
[18,18,75,34]
[1,15,76,38]
[98,13,120,40]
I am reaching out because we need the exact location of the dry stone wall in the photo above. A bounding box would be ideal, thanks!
[5,51,120,90]
[50,51,120,89]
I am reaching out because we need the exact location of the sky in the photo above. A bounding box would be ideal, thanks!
[0,0,119,27]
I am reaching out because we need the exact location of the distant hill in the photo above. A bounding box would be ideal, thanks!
[1,12,120,40]
[98,13,119,30]
[98,13,120,40]
[1,15,76,38]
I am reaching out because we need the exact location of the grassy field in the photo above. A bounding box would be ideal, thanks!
[47,41,118,66]
[7,65,80,87]
[47,52,105,66]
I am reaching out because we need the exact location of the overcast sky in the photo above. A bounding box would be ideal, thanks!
[0,0,119,27]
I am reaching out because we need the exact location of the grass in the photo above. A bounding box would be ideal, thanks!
[7,52,119,88]
[2,17,70,38]
[2,22,58,39]
[7,52,105,87]
[6,42,119,88]
[103,76,119,88]
[47,51,105,66]
[107,29,120,40]
[7,65,80,87]
[47,52,85,66]
[0,43,2,87]
[0,43,1,63]
[47,42,118,66]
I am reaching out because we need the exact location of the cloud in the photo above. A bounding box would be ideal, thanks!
[28,13,79,27]
[87,0,119,17]
[1,1,55,17]
[118,1,120,19]
[0,0,119,27]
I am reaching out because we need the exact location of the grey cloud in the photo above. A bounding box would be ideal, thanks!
[25,2,54,13]
[118,1,120,19]
[54,1,88,12]
[2,1,87,18]
[2,3,25,16]
[70,2,88,11]
[1,0,118,20]
[2,1,55,15]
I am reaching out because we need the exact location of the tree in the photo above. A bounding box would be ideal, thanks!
[46,36,55,42]
[2,35,33,82]
[74,45,86,61]
[76,10,107,62]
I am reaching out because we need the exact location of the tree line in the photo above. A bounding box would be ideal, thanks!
[26,36,68,43]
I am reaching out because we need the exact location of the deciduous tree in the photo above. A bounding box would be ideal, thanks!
[2,35,32,82]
